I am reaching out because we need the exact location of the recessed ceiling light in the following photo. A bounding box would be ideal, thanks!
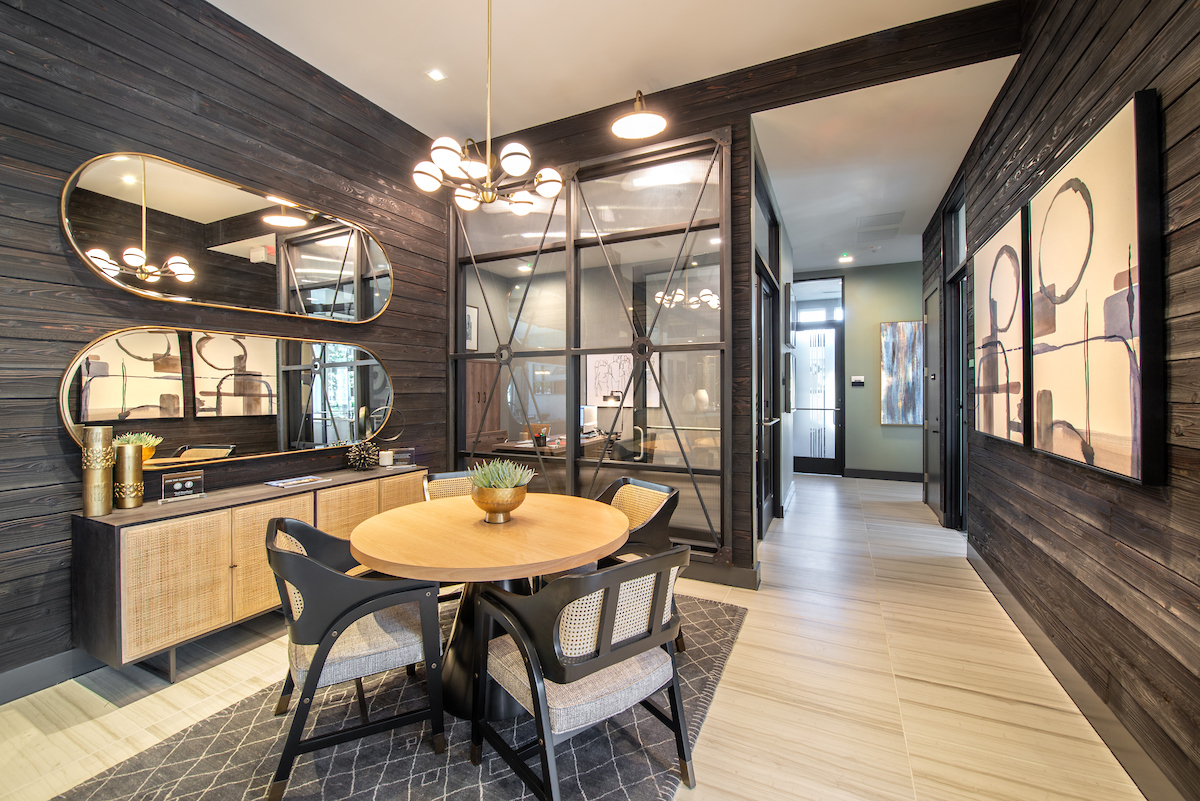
[710,237,721,245]
[121,175,136,184]
[518,264,532,273]
[839,253,854,264]
[426,68,446,82]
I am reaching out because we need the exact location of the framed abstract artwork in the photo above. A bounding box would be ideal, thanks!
[191,332,278,417]
[973,211,1026,443]
[80,328,184,422]
[880,321,923,425]
[464,305,479,352]
[1029,90,1163,483]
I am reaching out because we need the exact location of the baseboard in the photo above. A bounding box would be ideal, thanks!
[0,648,103,706]
[843,468,922,482]
[681,560,760,590]
[967,545,1186,801]
[781,481,795,512]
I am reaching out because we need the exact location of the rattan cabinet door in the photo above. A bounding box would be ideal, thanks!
[231,493,314,620]
[316,481,379,539]
[379,470,426,511]
[120,510,232,663]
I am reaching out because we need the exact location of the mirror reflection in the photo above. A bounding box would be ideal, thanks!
[62,153,392,321]
[60,327,393,468]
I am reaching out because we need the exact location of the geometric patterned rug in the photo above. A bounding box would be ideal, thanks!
[57,596,746,801]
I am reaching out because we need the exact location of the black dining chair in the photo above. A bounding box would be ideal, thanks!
[421,470,476,603]
[595,477,687,652]
[470,545,694,801]
[265,517,445,801]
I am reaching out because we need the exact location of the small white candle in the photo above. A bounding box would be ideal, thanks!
[378,450,394,467]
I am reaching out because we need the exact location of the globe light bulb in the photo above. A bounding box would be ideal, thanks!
[510,190,534,216]
[534,167,563,198]
[166,255,194,282]
[431,137,463,171]
[499,142,531,177]
[612,91,667,140]
[85,248,120,278]
[122,247,147,268]
[461,158,489,180]
[454,184,481,212]
[413,161,443,193]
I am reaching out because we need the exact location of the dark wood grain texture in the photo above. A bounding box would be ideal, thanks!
[0,0,448,677]
[925,0,1200,793]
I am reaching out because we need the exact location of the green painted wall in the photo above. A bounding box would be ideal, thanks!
[843,261,924,474]
[795,260,923,476]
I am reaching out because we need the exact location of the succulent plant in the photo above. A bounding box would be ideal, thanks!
[113,432,163,448]
[469,459,535,489]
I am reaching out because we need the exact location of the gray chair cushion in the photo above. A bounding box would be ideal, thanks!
[289,601,430,690]
[488,634,672,734]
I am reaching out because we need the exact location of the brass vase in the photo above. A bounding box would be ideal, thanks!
[113,443,144,509]
[81,426,114,517]
[471,485,528,524]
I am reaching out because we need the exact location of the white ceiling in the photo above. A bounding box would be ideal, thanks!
[208,0,989,143]
[754,56,1017,272]
[78,155,273,223]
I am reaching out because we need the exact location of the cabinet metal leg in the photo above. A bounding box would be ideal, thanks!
[139,648,177,683]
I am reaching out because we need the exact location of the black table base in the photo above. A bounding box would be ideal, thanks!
[440,579,528,720]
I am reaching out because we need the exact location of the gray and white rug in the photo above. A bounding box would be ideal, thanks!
[59,595,745,801]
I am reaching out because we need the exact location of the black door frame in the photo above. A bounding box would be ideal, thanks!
[792,279,846,476]
[756,257,781,535]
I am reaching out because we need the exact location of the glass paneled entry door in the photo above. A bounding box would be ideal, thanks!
[792,278,845,475]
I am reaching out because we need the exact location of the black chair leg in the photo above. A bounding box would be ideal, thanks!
[268,670,322,801]
[406,663,417,677]
[470,596,487,766]
[665,648,695,789]
[274,672,295,716]
[675,629,687,653]
[537,723,562,801]
[419,590,446,754]
[354,677,370,723]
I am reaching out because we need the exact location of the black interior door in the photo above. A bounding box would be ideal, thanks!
[924,289,943,523]
[757,268,779,534]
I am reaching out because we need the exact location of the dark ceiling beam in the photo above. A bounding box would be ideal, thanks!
[497,0,1022,164]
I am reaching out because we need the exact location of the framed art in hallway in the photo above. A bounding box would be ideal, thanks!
[973,210,1026,444]
[1029,90,1163,483]
[880,321,923,425]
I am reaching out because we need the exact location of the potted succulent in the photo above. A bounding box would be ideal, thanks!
[113,432,163,462]
[468,459,535,523]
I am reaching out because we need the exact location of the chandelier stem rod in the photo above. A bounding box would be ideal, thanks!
[485,0,492,189]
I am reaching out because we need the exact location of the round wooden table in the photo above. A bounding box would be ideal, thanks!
[350,493,629,719]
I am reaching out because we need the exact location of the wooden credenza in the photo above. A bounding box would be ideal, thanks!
[72,466,427,679]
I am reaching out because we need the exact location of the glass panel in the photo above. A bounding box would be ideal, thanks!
[461,355,568,455]
[458,192,566,255]
[582,464,720,540]
[577,154,720,238]
[583,349,720,470]
[462,252,567,352]
[754,198,771,260]
[793,328,837,459]
[579,231,721,349]
[283,228,390,320]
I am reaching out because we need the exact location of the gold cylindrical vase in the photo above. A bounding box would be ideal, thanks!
[81,426,114,517]
[113,443,144,509]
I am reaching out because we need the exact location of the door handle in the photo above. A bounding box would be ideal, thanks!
[764,418,780,427]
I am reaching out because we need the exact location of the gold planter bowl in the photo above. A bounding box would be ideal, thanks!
[471,485,528,524]
[141,445,156,462]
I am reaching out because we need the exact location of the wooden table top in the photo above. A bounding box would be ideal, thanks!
[350,493,629,582]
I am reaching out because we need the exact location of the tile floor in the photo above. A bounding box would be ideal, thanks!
[0,475,1147,801]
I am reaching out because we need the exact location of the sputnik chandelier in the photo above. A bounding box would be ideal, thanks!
[85,156,194,284]
[411,0,562,215]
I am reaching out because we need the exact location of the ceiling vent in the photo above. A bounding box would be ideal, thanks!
[857,211,905,229]
[857,228,899,243]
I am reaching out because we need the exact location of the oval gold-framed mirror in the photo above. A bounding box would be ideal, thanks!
[58,326,395,471]
[60,152,393,322]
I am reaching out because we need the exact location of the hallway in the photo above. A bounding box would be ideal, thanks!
[680,475,1148,801]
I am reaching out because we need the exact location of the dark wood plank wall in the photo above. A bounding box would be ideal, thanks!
[493,0,1021,570]
[924,0,1200,794]
[0,0,449,675]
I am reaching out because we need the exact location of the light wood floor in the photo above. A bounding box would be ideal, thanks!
[0,476,1145,801]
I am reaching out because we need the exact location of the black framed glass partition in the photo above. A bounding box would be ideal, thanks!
[452,132,731,553]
